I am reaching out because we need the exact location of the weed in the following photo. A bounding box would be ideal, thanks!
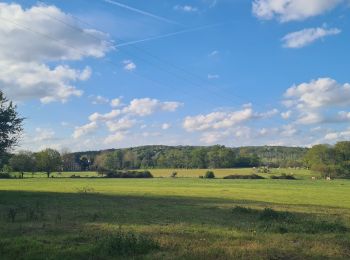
[96,229,159,256]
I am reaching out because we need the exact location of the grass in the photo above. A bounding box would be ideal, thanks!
[0,170,349,259]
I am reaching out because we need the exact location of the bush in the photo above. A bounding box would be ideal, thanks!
[0,172,11,179]
[259,208,295,222]
[223,174,264,180]
[97,229,159,256]
[105,170,153,178]
[270,173,296,180]
[170,172,177,178]
[204,171,215,179]
[70,174,81,178]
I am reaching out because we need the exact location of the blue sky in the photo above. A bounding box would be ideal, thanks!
[1,0,350,151]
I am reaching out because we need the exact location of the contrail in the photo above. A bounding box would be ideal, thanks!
[103,0,180,26]
[115,23,226,47]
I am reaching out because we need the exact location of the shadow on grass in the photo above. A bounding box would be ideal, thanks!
[0,190,347,233]
[0,190,349,259]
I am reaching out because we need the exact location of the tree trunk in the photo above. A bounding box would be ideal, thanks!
[21,172,24,179]
[47,172,50,178]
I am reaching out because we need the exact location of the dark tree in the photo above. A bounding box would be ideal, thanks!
[0,91,24,160]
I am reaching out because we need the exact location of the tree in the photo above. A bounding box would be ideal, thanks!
[35,149,62,178]
[9,151,36,178]
[304,144,336,178]
[0,91,24,164]
[334,141,350,178]
[104,150,123,171]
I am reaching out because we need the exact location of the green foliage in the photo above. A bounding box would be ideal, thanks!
[305,141,350,178]
[0,91,24,157]
[35,149,62,177]
[270,174,296,180]
[0,172,11,179]
[103,170,153,178]
[9,151,36,177]
[96,229,159,257]
[204,171,215,179]
[223,174,264,179]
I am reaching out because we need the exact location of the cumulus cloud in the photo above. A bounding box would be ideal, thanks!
[74,98,182,139]
[161,123,171,130]
[34,128,56,142]
[73,122,98,139]
[183,106,277,132]
[91,95,110,105]
[252,0,343,22]
[124,98,182,116]
[106,118,135,132]
[110,98,122,107]
[285,78,350,109]
[0,3,111,103]
[281,110,292,119]
[123,60,136,71]
[283,78,350,125]
[282,27,341,48]
[324,129,350,141]
[104,132,126,144]
[89,110,122,122]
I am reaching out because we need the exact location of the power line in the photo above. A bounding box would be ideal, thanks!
[33,4,258,109]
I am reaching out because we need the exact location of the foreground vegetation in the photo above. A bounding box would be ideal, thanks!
[0,177,349,259]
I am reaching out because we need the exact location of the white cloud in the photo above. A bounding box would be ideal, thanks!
[91,95,109,105]
[183,106,278,132]
[106,118,135,132]
[0,3,112,103]
[252,0,343,22]
[123,60,136,71]
[161,123,171,130]
[34,128,55,142]
[89,110,122,122]
[283,78,350,125]
[282,27,341,48]
[324,129,350,141]
[104,132,126,144]
[183,107,254,132]
[75,98,182,139]
[285,78,350,109]
[73,122,98,139]
[124,98,182,116]
[110,98,122,107]
[281,110,292,119]
[174,5,199,12]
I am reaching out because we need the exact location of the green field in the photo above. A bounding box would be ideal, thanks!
[16,167,316,179]
[0,170,349,259]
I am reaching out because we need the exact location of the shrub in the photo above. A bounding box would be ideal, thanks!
[257,167,270,173]
[0,172,11,179]
[224,174,265,180]
[105,170,153,178]
[97,229,159,256]
[270,174,296,180]
[232,206,256,214]
[70,174,81,178]
[259,208,295,222]
[170,172,177,178]
[204,171,215,179]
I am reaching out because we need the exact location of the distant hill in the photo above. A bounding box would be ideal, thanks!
[69,145,308,171]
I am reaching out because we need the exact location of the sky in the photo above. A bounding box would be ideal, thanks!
[1,0,350,152]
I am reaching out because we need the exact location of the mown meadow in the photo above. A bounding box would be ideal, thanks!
[0,169,350,259]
